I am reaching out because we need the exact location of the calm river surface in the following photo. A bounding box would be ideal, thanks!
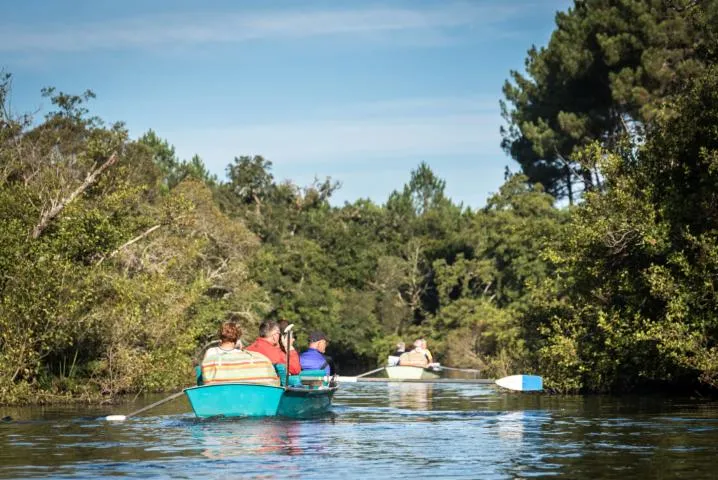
[1,382,717,479]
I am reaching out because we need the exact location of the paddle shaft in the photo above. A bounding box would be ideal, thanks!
[356,366,386,378]
[121,390,185,419]
[284,330,292,387]
[440,366,481,373]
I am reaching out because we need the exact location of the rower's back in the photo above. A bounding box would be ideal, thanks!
[201,347,280,387]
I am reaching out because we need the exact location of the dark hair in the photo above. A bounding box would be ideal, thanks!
[219,322,241,343]
[259,319,278,338]
[309,331,327,343]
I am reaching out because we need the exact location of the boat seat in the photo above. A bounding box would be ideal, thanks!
[195,366,203,386]
[274,363,303,387]
[299,369,329,387]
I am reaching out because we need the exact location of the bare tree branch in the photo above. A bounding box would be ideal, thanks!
[31,152,118,239]
[96,224,161,266]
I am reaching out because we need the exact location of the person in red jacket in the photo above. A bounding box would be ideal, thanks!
[246,319,301,374]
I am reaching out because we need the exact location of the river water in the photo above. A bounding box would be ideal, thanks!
[1,382,717,479]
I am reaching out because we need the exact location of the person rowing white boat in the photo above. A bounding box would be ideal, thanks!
[398,339,430,368]
[387,342,406,366]
[419,338,434,364]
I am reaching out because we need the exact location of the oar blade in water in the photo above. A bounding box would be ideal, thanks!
[105,415,127,421]
[495,374,543,392]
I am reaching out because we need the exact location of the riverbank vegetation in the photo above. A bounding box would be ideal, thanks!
[2,0,718,403]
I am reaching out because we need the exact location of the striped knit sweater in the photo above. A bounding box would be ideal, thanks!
[201,347,280,387]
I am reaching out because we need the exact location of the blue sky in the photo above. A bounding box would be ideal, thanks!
[2,0,571,208]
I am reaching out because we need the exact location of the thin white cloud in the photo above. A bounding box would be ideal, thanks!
[164,112,502,175]
[1,3,524,52]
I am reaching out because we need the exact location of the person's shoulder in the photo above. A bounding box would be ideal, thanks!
[299,348,320,359]
[244,350,273,363]
[202,346,221,358]
[203,346,244,361]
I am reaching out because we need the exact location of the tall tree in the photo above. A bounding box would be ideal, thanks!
[534,64,718,392]
[501,0,717,203]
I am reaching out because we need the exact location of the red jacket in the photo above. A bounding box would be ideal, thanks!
[245,337,301,374]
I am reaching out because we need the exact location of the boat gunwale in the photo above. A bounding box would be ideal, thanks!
[184,382,338,395]
[184,382,284,393]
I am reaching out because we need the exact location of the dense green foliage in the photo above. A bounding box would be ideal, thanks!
[0,76,264,403]
[2,0,718,403]
[533,66,718,392]
[502,0,718,203]
[0,73,561,402]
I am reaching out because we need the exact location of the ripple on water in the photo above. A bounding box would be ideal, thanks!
[2,384,718,479]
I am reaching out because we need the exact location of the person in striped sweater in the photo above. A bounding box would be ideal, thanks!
[201,321,280,386]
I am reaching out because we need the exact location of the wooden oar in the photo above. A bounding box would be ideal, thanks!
[105,390,186,421]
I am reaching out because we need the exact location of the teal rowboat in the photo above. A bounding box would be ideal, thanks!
[184,367,337,418]
[187,330,337,418]
[184,382,336,418]
[385,365,440,380]
[184,383,283,417]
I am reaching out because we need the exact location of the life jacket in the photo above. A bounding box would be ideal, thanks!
[201,347,280,386]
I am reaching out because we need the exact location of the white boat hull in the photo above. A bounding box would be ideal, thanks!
[385,366,440,380]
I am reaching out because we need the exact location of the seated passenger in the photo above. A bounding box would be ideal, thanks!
[419,338,434,364]
[398,339,430,368]
[201,321,279,386]
[299,331,331,375]
[388,341,406,366]
[245,319,301,374]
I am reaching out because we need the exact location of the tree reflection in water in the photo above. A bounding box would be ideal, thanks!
[192,417,305,460]
[387,383,434,410]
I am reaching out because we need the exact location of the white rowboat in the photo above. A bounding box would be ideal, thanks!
[385,365,440,380]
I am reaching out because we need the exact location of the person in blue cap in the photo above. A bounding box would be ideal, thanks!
[299,331,332,375]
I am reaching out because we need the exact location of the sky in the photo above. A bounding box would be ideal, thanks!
[2,0,572,208]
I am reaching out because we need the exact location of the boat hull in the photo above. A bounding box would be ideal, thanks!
[385,366,440,380]
[184,383,336,418]
[278,387,336,417]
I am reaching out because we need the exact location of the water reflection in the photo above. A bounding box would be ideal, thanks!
[192,418,305,459]
[2,386,718,479]
[495,410,526,441]
[387,383,434,410]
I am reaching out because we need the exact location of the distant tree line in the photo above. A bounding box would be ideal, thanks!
[1,0,717,403]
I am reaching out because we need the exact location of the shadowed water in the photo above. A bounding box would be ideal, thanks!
[1,382,717,479]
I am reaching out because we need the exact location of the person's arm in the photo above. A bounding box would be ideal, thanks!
[288,349,301,374]
[324,355,335,375]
